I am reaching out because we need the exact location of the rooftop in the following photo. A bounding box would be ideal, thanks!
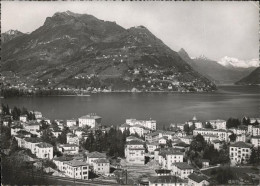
[172,162,194,170]
[252,135,260,139]
[36,142,53,148]
[230,141,252,148]
[24,137,43,143]
[188,173,208,183]
[53,156,73,162]
[86,151,106,158]
[149,176,184,184]
[93,159,109,164]
[126,140,144,145]
[79,114,101,120]
[155,169,171,174]
[65,160,89,167]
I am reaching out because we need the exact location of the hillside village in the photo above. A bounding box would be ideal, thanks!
[1,104,260,185]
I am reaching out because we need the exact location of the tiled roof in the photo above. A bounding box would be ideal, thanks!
[86,151,106,158]
[149,176,184,184]
[126,140,144,145]
[53,156,73,162]
[79,115,101,119]
[172,162,193,170]
[24,137,43,143]
[65,160,89,167]
[188,173,208,183]
[36,142,53,148]
[230,142,252,148]
[93,159,109,164]
[155,169,171,174]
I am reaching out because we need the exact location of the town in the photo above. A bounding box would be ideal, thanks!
[1,104,260,185]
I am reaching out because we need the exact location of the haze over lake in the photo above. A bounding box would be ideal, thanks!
[2,85,260,128]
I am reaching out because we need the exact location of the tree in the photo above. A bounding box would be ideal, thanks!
[57,127,69,144]
[226,118,241,129]
[205,122,213,129]
[215,167,234,184]
[229,133,237,142]
[242,117,250,126]
[184,124,189,134]
[11,107,21,120]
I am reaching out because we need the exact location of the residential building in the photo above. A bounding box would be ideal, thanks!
[11,125,23,136]
[57,144,79,155]
[186,116,203,129]
[52,129,62,138]
[119,123,130,133]
[53,156,73,172]
[126,118,156,131]
[250,118,260,124]
[36,142,53,159]
[172,162,194,179]
[92,159,110,175]
[188,173,209,186]
[23,137,43,154]
[236,134,246,142]
[180,135,193,145]
[208,119,226,130]
[78,114,102,128]
[251,136,260,147]
[201,159,209,168]
[147,142,160,153]
[145,130,174,143]
[66,133,79,145]
[149,176,186,186]
[229,142,252,165]
[125,140,145,165]
[36,117,51,124]
[203,134,218,143]
[252,125,260,136]
[67,119,77,127]
[24,121,40,136]
[129,124,149,137]
[126,136,144,142]
[85,151,107,166]
[158,136,167,145]
[155,169,171,176]
[64,160,89,180]
[30,111,43,119]
[19,115,27,122]
[159,148,184,169]
[193,128,229,142]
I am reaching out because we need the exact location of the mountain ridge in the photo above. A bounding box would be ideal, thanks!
[1,11,215,92]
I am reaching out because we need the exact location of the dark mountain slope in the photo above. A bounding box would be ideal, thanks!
[1,11,215,92]
[235,67,260,85]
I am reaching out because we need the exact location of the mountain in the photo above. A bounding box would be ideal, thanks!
[235,67,260,85]
[178,49,256,84]
[1,11,215,92]
[1,30,25,43]
[218,56,259,69]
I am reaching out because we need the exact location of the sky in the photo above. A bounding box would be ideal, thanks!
[1,1,259,61]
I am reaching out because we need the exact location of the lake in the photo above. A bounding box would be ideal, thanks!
[1,85,260,128]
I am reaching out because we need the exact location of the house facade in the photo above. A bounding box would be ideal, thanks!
[78,114,102,128]
[125,140,145,165]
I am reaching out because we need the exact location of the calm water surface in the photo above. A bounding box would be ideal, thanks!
[2,85,260,128]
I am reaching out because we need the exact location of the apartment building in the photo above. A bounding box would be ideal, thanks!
[229,142,252,165]
[78,114,102,128]
[64,160,89,180]
[125,140,145,165]
[126,118,156,131]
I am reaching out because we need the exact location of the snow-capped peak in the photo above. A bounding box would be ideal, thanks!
[218,56,259,68]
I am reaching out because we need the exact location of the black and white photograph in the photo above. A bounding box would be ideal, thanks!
[1,1,259,185]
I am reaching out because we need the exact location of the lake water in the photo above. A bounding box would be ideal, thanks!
[1,85,260,128]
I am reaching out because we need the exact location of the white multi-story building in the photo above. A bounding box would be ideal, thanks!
[125,140,145,165]
[172,162,194,179]
[188,173,209,186]
[180,135,193,145]
[30,111,43,119]
[24,121,40,136]
[129,124,149,137]
[53,156,73,172]
[229,142,252,165]
[147,142,160,153]
[193,128,230,142]
[85,151,107,166]
[186,116,203,129]
[64,160,89,180]
[126,119,156,131]
[251,136,260,147]
[66,119,77,127]
[66,133,79,145]
[92,159,110,175]
[203,134,219,143]
[23,137,43,154]
[19,115,27,122]
[236,134,246,142]
[252,125,260,136]
[57,144,79,155]
[35,142,53,159]
[208,119,226,130]
[78,114,102,128]
[159,149,184,169]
